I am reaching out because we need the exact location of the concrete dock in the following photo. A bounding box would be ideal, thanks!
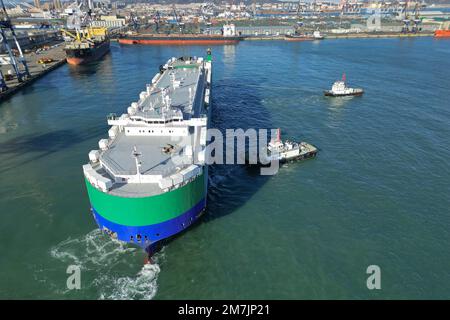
[324,31,434,39]
[244,31,434,41]
[0,42,66,102]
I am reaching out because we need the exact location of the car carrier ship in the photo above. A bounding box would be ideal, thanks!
[118,24,243,45]
[83,50,212,254]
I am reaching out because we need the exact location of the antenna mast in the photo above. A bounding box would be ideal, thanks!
[132,146,142,182]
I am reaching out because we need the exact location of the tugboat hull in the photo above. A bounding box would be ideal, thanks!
[245,142,318,167]
[324,90,364,97]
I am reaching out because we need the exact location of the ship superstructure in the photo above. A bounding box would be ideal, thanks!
[83,52,212,252]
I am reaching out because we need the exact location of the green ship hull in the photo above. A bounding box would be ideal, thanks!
[85,171,207,250]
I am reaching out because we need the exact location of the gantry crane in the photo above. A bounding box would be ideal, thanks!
[129,11,139,31]
[401,1,411,33]
[153,10,161,33]
[172,4,185,33]
[411,2,421,33]
[0,0,30,89]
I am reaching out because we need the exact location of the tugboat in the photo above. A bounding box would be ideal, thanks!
[244,129,317,171]
[312,30,324,40]
[324,73,364,97]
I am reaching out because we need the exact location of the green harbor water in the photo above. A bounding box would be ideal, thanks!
[0,38,449,299]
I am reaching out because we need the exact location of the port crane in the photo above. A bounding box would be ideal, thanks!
[62,1,96,43]
[293,0,306,34]
[129,11,139,31]
[411,2,421,33]
[401,0,421,33]
[65,0,93,31]
[200,2,214,24]
[171,5,185,33]
[0,0,30,90]
[251,0,257,17]
[152,10,161,33]
[401,1,410,33]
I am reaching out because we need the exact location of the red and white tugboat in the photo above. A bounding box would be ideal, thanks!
[324,73,364,97]
[265,129,318,163]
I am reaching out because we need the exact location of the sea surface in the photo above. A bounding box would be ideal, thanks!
[0,38,449,299]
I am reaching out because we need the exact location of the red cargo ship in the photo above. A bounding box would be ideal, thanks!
[118,34,243,45]
[435,30,450,38]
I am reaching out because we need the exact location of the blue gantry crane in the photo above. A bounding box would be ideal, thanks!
[0,0,30,90]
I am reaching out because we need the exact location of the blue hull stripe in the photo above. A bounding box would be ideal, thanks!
[91,198,206,248]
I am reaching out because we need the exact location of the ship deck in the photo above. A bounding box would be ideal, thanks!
[135,60,204,119]
[92,58,207,197]
[101,134,190,177]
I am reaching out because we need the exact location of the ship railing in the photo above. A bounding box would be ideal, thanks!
[107,113,118,121]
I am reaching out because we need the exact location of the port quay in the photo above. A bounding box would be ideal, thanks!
[1,0,450,306]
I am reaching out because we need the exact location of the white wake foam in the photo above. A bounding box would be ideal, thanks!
[50,229,163,300]
[98,262,161,300]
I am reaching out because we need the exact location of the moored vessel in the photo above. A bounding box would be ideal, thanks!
[63,27,110,65]
[324,73,364,97]
[435,30,450,37]
[434,22,450,38]
[82,51,213,254]
[285,30,324,41]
